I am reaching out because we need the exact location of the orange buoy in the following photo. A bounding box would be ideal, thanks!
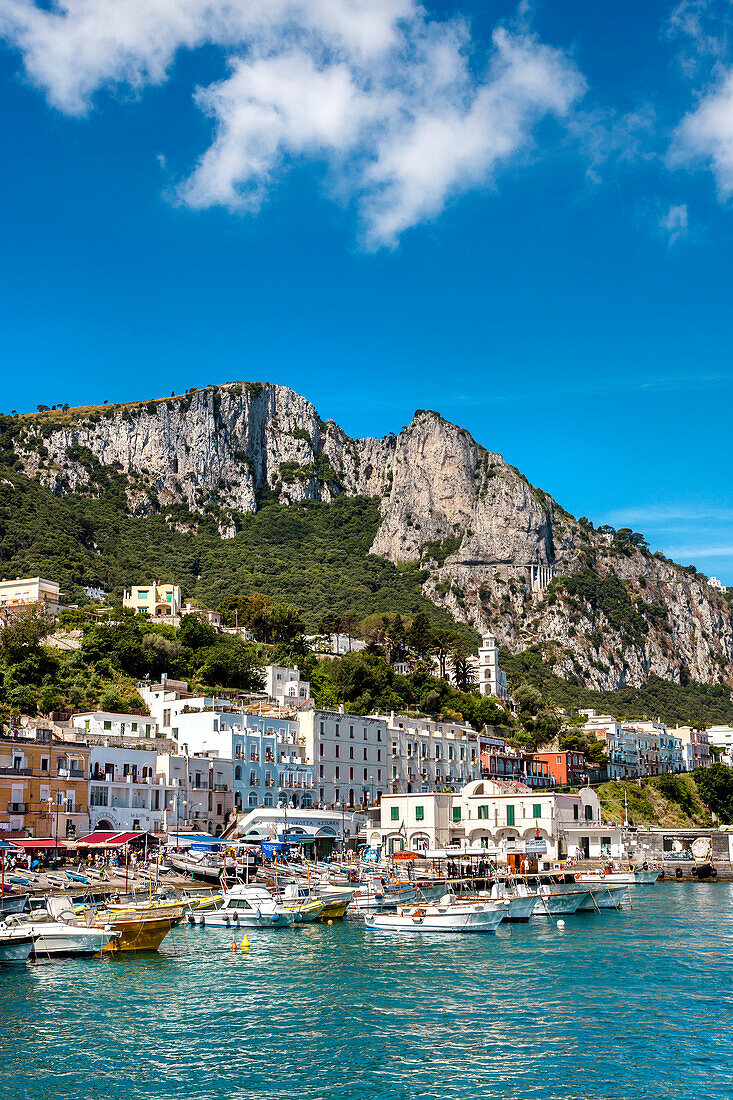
[230,941,238,951]
[327,919,333,925]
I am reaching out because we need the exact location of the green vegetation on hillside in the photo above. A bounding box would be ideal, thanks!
[0,462,474,640]
[596,775,713,827]
[501,647,733,728]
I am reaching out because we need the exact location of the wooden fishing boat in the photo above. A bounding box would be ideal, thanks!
[93,911,180,953]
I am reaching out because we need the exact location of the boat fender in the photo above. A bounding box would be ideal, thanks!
[711,866,718,878]
[675,868,683,878]
[272,913,280,923]
[187,914,195,925]
[199,916,205,927]
[233,913,239,923]
[691,866,699,877]
[642,862,648,871]
[256,909,262,920]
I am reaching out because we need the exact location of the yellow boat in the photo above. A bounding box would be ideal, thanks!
[94,912,180,953]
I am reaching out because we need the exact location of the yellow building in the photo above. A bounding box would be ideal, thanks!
[0,576,60,615]
[123,582,182,618]
[0,725,89,839]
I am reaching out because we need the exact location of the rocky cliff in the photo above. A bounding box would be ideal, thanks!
[9,382,733,691]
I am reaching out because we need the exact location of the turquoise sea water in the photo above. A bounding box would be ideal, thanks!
[1,883,731,1100]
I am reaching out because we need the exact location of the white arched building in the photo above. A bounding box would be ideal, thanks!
[377,779,609,867]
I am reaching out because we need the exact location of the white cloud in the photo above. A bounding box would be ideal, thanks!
[659,202,689,242]
[0,1,585,246]
[672,68,733,194]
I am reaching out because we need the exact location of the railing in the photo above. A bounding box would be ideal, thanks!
[68,767,85,778]
[0,766,33,776]
[213,783,228,792]
[7,802,27,813]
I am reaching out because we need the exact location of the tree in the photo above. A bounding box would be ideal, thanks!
[694,764,733,823]
[450,645,475,693]
[0,606,52,661]
[179,614,218,651]
[406,612,434,657]
[195,639,264,691]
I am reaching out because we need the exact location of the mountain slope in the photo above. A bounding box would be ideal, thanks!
[2,382,732,691]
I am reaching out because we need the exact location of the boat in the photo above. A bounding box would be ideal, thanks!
[576,868,660,886]
[0,893,29,916]
[532,884,589,916]
[166,851,239,883]
[90,908,181,952]
[0,924,37,963]
[576,885,628,910]
[475,882,538,923]
[270,872,355,920]
[187,884,295,928]
[4,898,118,957]
[278,884,324,923]
[350,876,418,912]
[365,897,505,934]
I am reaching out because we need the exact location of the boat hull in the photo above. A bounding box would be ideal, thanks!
[576,886,627,910]
[502,895,538,923]
[191,910,295,929]
[0,934,35,962]
[366,906,503,934]
[98,916,179,952]
[533,891,586,916]
[30,926,116,958]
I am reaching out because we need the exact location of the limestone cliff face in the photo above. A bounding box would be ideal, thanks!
[13,382,733,690]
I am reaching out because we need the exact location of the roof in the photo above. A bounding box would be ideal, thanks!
[75,830,151,848]
[9,839,68,850]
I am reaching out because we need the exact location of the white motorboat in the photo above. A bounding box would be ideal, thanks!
[477,882,538,923]
[6,897,118,957]
[576,885,628,910]
[0,924,37,963]
[350,876,417,912]
[187,885,294,928]
[532,884,589,916]
[365,897,505,934]
[576,869,660,886]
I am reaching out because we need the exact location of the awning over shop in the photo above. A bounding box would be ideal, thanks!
[7,839,68,850]
[75,830,153,848]
[164,832,220,850]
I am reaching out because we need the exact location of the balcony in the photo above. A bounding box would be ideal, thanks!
[213,783,228,792]
[68,767,85,779]
[0,766,33,776]
[7,802,28,813]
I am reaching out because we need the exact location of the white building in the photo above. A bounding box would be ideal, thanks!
[0,576,60,615]
[707,726,733,767]
[305,633,367,655]
[230,805,361,851]
[265,664,310,705]
[73,711,159,740]
[476,634,509,699]
[377,780,607,866]
[157,753,234,837]
[88,745,176,834]
[298,709,388,808]
[378,712,482,794]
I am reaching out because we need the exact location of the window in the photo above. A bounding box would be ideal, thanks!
[573,804,579,820]
[584,804,593,821]
[131,722,138,732]
[506,805,515,827]
[349,747,354,760]
[377,770,381,781]
[335,767,340,779]
[335,724,340,737]
[40,757,49,772]
[363,748,368,761]
[349,768,354,780]
[377,730,382,742]
[392,766,397,779]
[377,749,381,762]
[350,726,354,737]
[533,804,542,819]
[452,807,461,822]
[415,806,424,821]
[478,805,489,820]
[319,765,324,778]
[319,745,324,757]
[391,807,399,821]
[363,769,368,781]
[103,721,111,731]
[335,745,339,759]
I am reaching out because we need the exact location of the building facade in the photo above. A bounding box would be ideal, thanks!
[0,576,60,616]
[123,582,182,618]
[0,724,89,839]
[476,634,509,699]
[88,745,175,834]
[528,750,588,787]
[72,711,159,740]
[298,709,388,808]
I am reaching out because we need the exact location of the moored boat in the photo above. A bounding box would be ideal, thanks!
[5,898,117,957]
[365,898,505,934]
[576,885,628,910]
[187,884,294,928]
[0,925,37,963]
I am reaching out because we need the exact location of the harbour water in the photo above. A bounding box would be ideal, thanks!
[1,884,731,1100]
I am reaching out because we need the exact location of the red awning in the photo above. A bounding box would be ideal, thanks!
[9,839,68,850]
[75,830,148,848]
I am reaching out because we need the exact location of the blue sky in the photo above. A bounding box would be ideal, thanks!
[1,0,733,580]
